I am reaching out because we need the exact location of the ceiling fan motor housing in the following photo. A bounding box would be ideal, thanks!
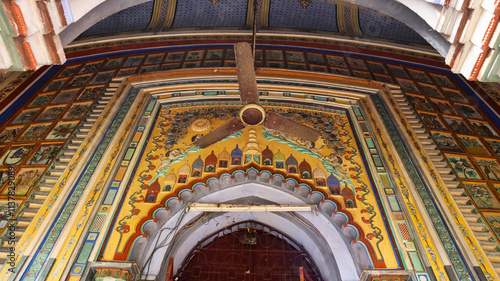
[240,104,266,126]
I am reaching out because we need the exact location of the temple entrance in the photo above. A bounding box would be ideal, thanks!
[174,221,323,281]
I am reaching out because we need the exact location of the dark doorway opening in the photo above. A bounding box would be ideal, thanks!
[174,221,323,281]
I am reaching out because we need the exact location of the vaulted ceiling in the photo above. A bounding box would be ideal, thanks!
[76,0,430,47]
[1,0,499,81]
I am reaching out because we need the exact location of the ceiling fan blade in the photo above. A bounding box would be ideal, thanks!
[234,42,259,104]
[263,112,321,143]
[194,118,246,148]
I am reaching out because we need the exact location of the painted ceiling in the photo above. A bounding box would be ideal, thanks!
[78,0,429,46]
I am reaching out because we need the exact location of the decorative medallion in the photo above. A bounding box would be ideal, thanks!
[191,118,211,132]
[299,0,311,8]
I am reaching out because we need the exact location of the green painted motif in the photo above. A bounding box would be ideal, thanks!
[475,159,500,181]
[371,95,471,281]
[28,94,54,108]
[432,133,462,153]
[12,109,39,124]
[47,122,78,140]
[463,183,500,209]
[19,124,52,141]
[446,155,481,180]
[486,139,500,157]
[64,103,92,119]
[458,136,489,155]
[483,214,500,242]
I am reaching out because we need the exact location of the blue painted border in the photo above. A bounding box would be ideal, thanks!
[0,66,61,125]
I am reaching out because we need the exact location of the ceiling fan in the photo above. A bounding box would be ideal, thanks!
[193,42,322,149]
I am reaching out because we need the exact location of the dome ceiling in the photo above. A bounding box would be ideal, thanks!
[77,0,430,47]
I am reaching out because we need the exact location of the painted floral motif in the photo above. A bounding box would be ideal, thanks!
[161,107,239,150]
[326,55,346,68]
[373,74,393,84]
[64,103,91,119]
[483,214,500,242]
[486,140,500,157]
[77,87,104,101]
[419,113,445,130]
[407,95,432,111]
[409,70,431,83]
[455,104,482,120]
[185,51,204,61]
[470,121,498,138]
[46,122,78,140]
[203,61,221,67]
[308,53,325,65]
[165,52,184,62]
[28,94,54,108]
[0,170,7,186]
[266,50,284,61]
[446,155,481,180]
[37,106,66,121]
[397,79,419,94]
[182,62,201,68]
[79,62,102,74]
[475,159,500,181]
[430,99,456,115]
[206,50,223,60]
[432,133,461,152]
[0,146,33,166]
[52,89,79,104]
[12,109,39,124]
[43,79,67,92]
[117,69,136,77]
[387,65,409,78]
[463,183,500,209]
[19,124,52,141]
[347,58,367,70]
[0,71,32,102]
[477,82,500,105]
[458,136,489,155]
[0,127,22,143]
[2,168,43,195]
[124,56,144,67]
[444,117,472,134]
[90,71,114,85]
[285,52,304,63]
[429,74,455,88]
[145,54,164,65]
[139,65,159,73]
[493,184,500,195]
[68,74,92,88]
[419,84,444,98]
[289,63,308,71]
[28,145,61,165]
[443,89,467,103]
[102,58,123,70]
[311,66,327,72]
[58,65,80,78]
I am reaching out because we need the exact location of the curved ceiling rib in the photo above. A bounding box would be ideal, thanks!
[60,0,446,56]
[342,0,450,56]
[60,0,152,46]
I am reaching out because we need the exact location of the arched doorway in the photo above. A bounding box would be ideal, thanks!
[174,221,323,281]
